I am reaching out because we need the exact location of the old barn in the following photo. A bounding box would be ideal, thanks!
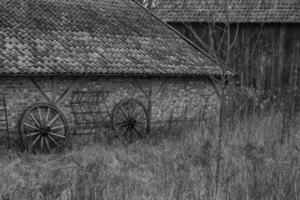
[0,0,223,151]
[149,0,300,91]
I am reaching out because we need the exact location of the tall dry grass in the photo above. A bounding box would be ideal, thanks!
[0,111,299,200]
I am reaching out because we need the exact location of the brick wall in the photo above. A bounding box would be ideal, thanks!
[0,76,220,137]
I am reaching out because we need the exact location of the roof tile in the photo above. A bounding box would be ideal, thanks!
[0,0,223,76]
[153,0,300,23]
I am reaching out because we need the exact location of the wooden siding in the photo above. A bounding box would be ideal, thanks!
[169,22,300,91]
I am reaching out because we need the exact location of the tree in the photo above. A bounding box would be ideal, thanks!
[139,1,265,199]
[137,0,157,9]
[176,2,265,198]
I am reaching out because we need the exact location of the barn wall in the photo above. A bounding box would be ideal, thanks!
[169,22,300,92]
[0,76,219,137]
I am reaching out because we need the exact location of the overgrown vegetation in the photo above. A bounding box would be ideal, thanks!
[0,111,299,200]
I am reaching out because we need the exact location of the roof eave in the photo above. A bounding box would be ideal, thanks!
[0,72,223,78]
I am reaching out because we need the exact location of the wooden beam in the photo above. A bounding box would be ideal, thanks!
[51,76,57,102]
[132,78,150,99]
[55,78,78,105]
[31,77,53,103]
[153,79,169,97]
[208,77,221,98]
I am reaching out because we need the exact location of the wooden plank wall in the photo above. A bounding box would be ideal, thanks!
[169,22,300,92]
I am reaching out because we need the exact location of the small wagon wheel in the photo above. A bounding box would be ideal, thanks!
[19,103,69,153]
[111,99,149,143]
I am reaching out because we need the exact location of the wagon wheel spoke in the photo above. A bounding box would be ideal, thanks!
[47,114,60,127]
[51,125,65,131]
[38,106,42,123]
[115,121,127,126]
[123,128,134,142]
[25,123,39,130]
[45,107,51,122]
[30,113,41,127]
[26,132,40,137]
[132,126,143,138]
[45,137,50,151]
[124,103,130,118]
[40,137,44,150]
[127,102,136,118]
[116,122,127,132]
[131,103,137,116]
[48,135,60,147]
[127,129,135,142]
[31,135,41,148]
[130,103,138,118]
[122,128,129,137]
[119,106,128,119]
[113,115,125,121]
[121,124,129,129]
[48,132,66,138]
[113,114,126,123]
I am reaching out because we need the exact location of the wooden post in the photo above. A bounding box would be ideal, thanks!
[270,27,277,90]
[290,36,300,141]
[2,95,10,149]
[244,27,250,87]
[51,77,56,102]
[278,24,286,91]
[147,79,153,135]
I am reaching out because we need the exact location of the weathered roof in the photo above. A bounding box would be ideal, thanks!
[152,0,300,23]
[0,0,223,76]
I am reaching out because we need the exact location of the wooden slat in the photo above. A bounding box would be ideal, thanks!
[31,78,53,103]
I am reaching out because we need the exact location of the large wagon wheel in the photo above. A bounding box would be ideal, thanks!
[112,99,149,143]
[19,103,69,153]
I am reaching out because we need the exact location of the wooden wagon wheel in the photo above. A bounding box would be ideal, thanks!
[19,103,69,153]
[111,99,149,143]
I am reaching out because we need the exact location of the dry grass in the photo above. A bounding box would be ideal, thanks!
[0,112,299,200]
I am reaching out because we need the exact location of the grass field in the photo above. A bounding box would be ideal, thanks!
[0,112,299,200]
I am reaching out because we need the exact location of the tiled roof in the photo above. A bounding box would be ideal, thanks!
[152,0,300,23]
[0,0,223,76]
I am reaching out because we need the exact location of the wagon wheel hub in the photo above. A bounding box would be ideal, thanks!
[127,118,137,129]
[40,126,51,136]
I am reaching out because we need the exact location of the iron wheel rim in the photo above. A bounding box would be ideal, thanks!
[112,99,149,143]
[19,103,69,153]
